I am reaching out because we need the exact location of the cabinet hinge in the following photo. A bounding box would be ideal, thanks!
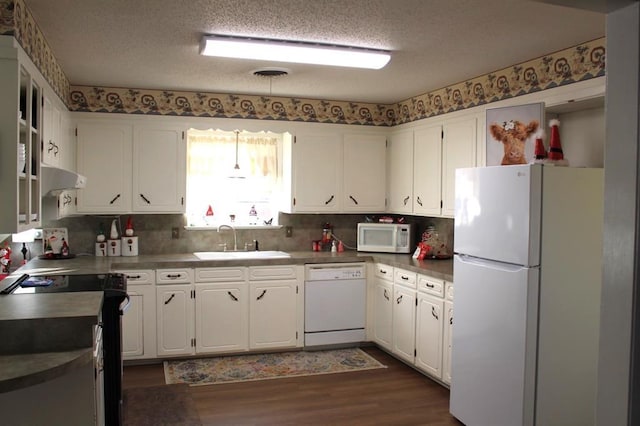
[293,197,296,206]
[440,200,443,208]
[181,197,184,205]
[192,338,196,348]
[385,139,388,148]
[182,131,185,140]
[57,199,60,208]
[414,349,417,357]
[441,129,444,140]
[296,332,298,339]
[293,136,296,144]
[75,127,78,137]
[74,196,77,206]
[296,285,298,294]
[415,298,418,306]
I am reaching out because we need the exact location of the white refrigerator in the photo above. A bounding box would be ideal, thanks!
[449,164,603,426]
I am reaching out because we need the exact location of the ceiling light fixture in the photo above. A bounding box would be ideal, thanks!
[200,35,391,70]
[229,130,246,179]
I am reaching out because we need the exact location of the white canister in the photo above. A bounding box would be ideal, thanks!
[107,239,121,257]
[121,236,139,256]
[95,242,107,257]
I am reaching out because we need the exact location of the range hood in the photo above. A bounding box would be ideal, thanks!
[41,165,87,196]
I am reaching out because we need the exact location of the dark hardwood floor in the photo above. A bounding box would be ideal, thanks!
[123,346,463,425]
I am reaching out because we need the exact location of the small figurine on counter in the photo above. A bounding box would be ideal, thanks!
[61,238,69,257]
[0,243,12,273]
[96,223,106,243]
[110,219,119,240]
[44,238,54,258]
[125,216,135,236]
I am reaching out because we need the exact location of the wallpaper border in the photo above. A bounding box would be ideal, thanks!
[1,0,605,127]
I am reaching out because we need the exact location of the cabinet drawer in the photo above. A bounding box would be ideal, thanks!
[195,267,247,283]
[374,263,394,282]
[418,274,444,297]
[249,265,298,281]
[156,269,193,284]
[445,281,454,301]
[114,269,155,285]
[394,268,417,288]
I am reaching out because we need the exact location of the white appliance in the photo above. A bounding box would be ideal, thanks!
[450,164,603,426]
[304,263,366,347]
[357,223,413,253]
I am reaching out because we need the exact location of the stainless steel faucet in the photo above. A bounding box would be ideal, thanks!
[217,224,237,251]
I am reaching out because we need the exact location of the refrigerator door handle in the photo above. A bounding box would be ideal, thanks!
[456,254,531,272]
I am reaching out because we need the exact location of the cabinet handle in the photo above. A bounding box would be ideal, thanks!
[126,275,142,280]
[426,283,435,288]
[417,196,423,206]
[450,317,453,325]
[166,274,182,279]
[47,140,55,153]
[109,193,121,204]
[54,143,59,156]
[164,294,175,305]
[325,195,335,205]
[403,196,410,205]
[383,289,389,301]
[227,291,238,302]
[432,306,439,320]
[349,195,358,205]
[139,193,151,204]
[256,289,267,300]
[396,294,403,304]
[379,269,387,274]
[400,275,409,281]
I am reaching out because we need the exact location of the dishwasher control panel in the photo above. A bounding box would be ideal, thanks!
[305,263,366,281]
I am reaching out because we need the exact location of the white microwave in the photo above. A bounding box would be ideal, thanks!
[357,223,413,253]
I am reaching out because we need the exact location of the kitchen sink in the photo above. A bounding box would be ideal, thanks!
[193,250,291,260]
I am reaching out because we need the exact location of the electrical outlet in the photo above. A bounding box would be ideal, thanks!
[285,226,293,237]
[171,227,180,239]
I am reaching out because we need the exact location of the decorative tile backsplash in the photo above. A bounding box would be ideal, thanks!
[1,0,605,127]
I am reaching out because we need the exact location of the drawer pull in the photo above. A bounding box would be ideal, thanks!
[426,283,435,288]
[166,274,182,279]
[256,289,267,300]
[432,306,439,320]
[164,294,175,305]
[127,275,142,280]
[227,291,238,302]
[401,275,409,280]
[379,269,387,274]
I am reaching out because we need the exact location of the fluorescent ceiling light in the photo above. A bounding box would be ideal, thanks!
[200,35,391,70]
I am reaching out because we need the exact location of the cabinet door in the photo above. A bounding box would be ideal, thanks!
[392,285,416,364]
[372,278,393,350]
[156,285,194,357]
[343,134,386,212]
[133,126,185,212]
[76,121,132,213]
[195,282,249,354]
[291,134,341,212]
[249,280,298,349]
[443,300,454,385]
[122,290,144,357]
[387,131,414,213]
[41,96,60,167]
[442,117,477,217]
[413,125,442,216]
[415,293,444,379]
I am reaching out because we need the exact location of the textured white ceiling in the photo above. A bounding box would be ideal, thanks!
[23,0,605,104]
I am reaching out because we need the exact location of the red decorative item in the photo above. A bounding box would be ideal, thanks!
[206,205,214,216]
[547,119,567,164]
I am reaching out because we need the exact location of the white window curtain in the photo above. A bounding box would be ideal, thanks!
[186,129,280,226]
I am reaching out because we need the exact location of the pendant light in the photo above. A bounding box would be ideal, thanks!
[229,130,246,179]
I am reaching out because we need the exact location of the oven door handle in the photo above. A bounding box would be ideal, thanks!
[119,294,131,315]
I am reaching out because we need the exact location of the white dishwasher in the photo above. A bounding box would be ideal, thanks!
[304,263,366,347]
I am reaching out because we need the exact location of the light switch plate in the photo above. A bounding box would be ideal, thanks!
[285,226,293,237]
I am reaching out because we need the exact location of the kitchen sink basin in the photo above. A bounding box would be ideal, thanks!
[193,250,291,260]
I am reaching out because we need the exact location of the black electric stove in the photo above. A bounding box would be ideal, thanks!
[2,273,128,426]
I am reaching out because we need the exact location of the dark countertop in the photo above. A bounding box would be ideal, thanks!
[15,251,453,282]
[0,250,452,394]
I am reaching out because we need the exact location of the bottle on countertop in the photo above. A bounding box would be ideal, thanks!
[61,238,69,257]
[331,240,337,253]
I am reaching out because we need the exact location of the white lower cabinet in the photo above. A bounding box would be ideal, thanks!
[155,269,194,357]
[116,270,156,360]
[195,267,248,354]
[392,268,417,364]
[372,275,393,350]
[415,293,444,378]
[369,263,453,386]
[442,281,454,385]
[248,265,303,350]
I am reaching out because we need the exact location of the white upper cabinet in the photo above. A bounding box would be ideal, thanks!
[387,130,414,214]
[288,133,342,212]
[343,134,386,212]
[76,119,186,214]
[442,116,477,217]
[76,121,133,213]
[413,125,443,216]
[132,126,185,212]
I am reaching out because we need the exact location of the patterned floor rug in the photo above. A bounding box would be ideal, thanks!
[164,348,386,386]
